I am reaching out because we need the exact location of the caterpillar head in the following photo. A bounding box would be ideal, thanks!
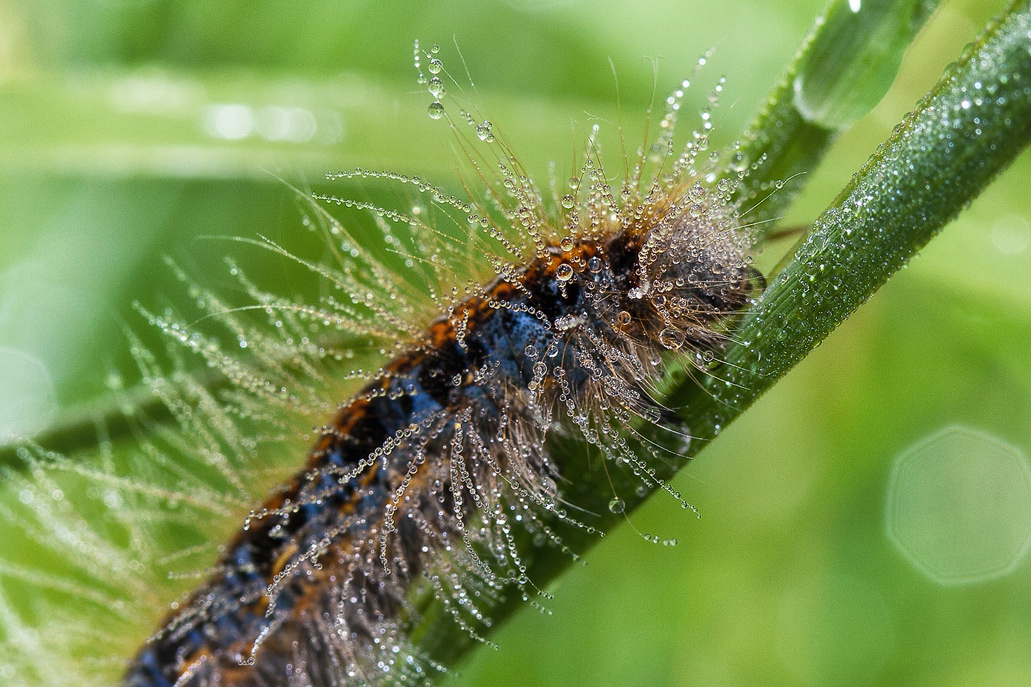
[617,199,762,354]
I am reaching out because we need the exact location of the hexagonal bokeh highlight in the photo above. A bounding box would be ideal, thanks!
[887,426,1031,585]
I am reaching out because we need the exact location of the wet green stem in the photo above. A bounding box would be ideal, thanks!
[416,0,1031,676]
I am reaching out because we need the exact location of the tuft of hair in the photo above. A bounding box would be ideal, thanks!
[0,43,763,687]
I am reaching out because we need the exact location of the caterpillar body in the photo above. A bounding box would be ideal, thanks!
[126,209,759,686]
[4,47,763,687]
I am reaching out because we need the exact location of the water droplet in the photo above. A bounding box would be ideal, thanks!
[556,264,574,282]
[608,497,625,514]
[427,101,444,119]
[561,194,575,209]
[658,327,685,350]
[427,77,446,99]
[615,311,632,326]
[105,370,124,390]
[427,58,442,74]
[475,121,493,141]
[560,236,574,251]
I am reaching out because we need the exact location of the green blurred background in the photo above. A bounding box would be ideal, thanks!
[2,0,1030,685]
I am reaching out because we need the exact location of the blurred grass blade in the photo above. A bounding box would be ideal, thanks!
[794,0,942,129]
[0,69,589,181]
[734,0,943,225]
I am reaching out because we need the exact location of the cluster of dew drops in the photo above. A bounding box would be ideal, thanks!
[414,40,495,143]
[415,41,447,122]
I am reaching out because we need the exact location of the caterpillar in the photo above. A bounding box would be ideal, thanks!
[4,45,762,687]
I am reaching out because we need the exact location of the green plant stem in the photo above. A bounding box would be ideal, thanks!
[415,0,1031,675]
[677,0,1031,424]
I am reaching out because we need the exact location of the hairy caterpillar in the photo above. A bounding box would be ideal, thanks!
[116,43,761,686]
[0,43,762,687]
[4,4,1031,687]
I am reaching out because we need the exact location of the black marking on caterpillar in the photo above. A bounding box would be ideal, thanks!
[124,48,764,687]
